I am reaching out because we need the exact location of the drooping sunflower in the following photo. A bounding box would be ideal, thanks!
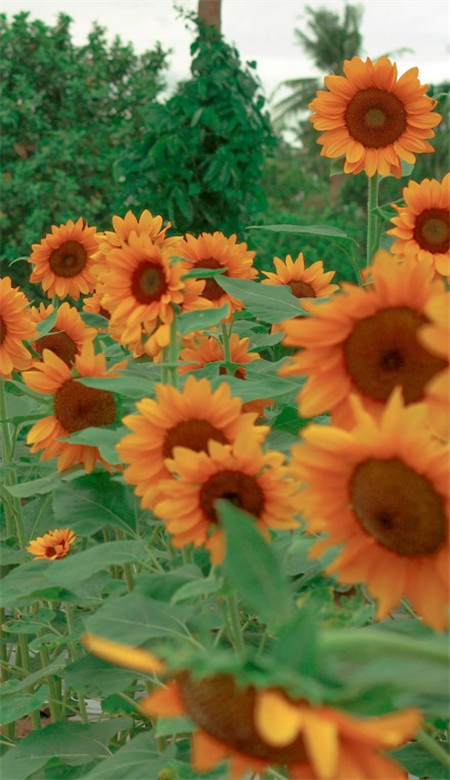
[176,231,257,312]
[22,343,123,473]
[117,375,269,510]
[281,252,447,427]
[291,390,449,630]
[309,56,441,177]
[27,528,77,560]
[29,218,99,300]
[155,435,299,563]
[0,277,37,377]
[388,173,450,276]
[30,302,97,367]
[418,291,450,440]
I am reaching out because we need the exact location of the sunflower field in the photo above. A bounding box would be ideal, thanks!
[1,46,449,780]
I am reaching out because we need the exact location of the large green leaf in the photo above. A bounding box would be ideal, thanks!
[0,687,50,725]
[216,276,308,323]
[249,223,357,243]
[85,733,166,779]
[0,561,69,608]
[5,469,85,498]
[78,374,155,399]
[57,427,126,464]
[64,655,138,697]
[44,541,143,588]
[390,741,449,780]
[178,304,230,336]
[52,472,138,535]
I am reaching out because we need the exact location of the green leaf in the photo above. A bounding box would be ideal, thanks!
[248,223,357,242]
[272,610,318,676]
[58,427,125,464]
[52,472,137,535]
[182,267,227,279]
[1,660,64,696]
[43,541,143,588]
[210,373,300,402]
[0,560,69,608]
[80,312,109,328]
[171,577,219,604]
[34,310,58,338]
[216,277,307,323]
[78,374,155,399]
[0,687,50,726]
[5,469,85,498]
[178,304,230,336]
[218,501,293,627]
[390,741,449,780]
[84,733,165,779]
[64,655,138,697]
[329,157,345,176]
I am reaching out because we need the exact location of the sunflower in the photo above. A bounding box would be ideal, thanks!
[82,289,111,322]
[154,434,299,563]
[27,528,77,560]
[418,291,450,440]
[388,173,450,276]
[176,231,257,312]
[97,209,176,256]
[30,302,97,367]
[141,673,419,779]
[29,218,99,300]
[117,375,269,510]
[0,277,37,378]
[309,56,441,177]
[281,252,447,427]
[291,390,449,630]
[22,343,123,473]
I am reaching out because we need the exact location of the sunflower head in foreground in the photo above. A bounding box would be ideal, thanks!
[291,390,449,630]
[309,56,441,177]
[116,375,269,510]
[388,173,450,277]
[29,218,99,300]
[281,251,447,427]
[154,434,299,563]
[30,302,97,367]
[27,528,77,560]
[22,343,124,473]
[0,276,37,378]
[418,291,450,440]
[176,231,257,313]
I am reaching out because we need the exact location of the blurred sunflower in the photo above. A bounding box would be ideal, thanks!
[418,291,450,440]
[309,56,441,177]
[0,276,37,377]
[29,218,98,300]
[30,302,97,367]
[155,435,299,563]
[281,252,447,427]
[291,390,449,630]
[177,231,257,313]
[117,375,268,510]
[27,528,77,560]
[22,343,123,473]
[388,173,450,276]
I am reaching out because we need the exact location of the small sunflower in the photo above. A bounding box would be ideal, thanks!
[388,173,450,276]
[155,434,299,563]
[142,673,419,779]
[98,209,176,255]
[22,343,123,473]
[177,231,257,312]
[291,390,449,630]
[0,277,37,377]
[281,252,447,426]
[27,528,77,560]
[29,218,99,300]
[117,375,269,510]
[418,291,450,440]
[30,302,97,367]
[310,56,441,177]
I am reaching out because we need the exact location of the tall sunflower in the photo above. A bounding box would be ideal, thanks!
[176,231,257,313]
[388,173,450,277]
[155,435,299,563]
[0,277,37,377]
[418,291,450,440]
[30,302,97,367]
[117,375,269,511]
[309,56,441,177]
[22,343,123,473]
[291,390,449,630]
[29,218,99,300]
[281,252,447,427]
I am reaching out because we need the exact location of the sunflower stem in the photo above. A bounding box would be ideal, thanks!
[17,632,42,730]
[168,312,179,388]
[65,603,88,723]
[366,173,380,266]
[224,591,244,654]
[417,728,450,769]
[0,379,27,546]
[221,322,232,365]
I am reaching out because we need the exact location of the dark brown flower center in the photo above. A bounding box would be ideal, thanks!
[343,307,447,403]
[162,419,228,458]
[289,280,316,298]
[199,469,265,524]
[45,546,57,557]
[131,261,168,305]
[0,316,6,345]
[219,365,248,380]
[33,329,78,366]
[179,674,307,764]
[350,458,447,557]
[98,306,111,320]
[49,240,87,278]
[413,208,450,254]
[194,258,224,301]
[54,379,117,433]
[345,87,407,148]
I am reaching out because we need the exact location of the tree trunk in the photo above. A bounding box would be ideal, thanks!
[198,0,222,31]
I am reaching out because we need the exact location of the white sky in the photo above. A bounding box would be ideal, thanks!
[3,0,449,99]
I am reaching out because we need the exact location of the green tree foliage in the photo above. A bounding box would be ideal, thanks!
[115,20,276,236]
[1,12,168,287]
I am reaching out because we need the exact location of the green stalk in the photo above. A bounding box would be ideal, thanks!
[417,728,450,770]
[168,312,179,388]
[321,628,448,664]
[0,379,27,546]
[366,173,380,266]
[221,322,232,364]
[17,633,42,730]
[65,604,88,723]
[115,529,134,590]
[224,591,244,654]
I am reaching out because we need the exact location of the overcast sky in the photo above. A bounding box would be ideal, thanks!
[3,0,449,99]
